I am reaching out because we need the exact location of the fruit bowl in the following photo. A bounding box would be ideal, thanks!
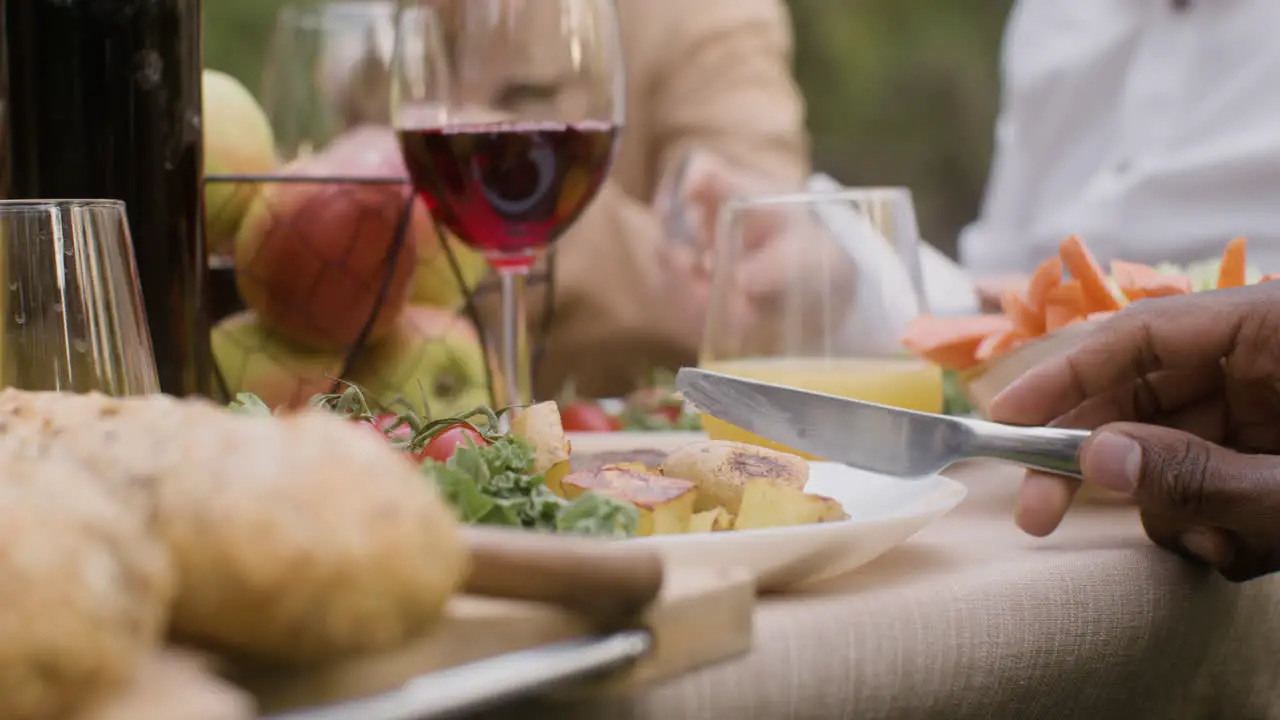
[958,319,1100,418]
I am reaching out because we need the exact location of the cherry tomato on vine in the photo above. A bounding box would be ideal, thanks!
[363,414,406,434]
[654,404,684,423]
[359,414,407,442]
[417,424,489,463]
[559,402,622,432]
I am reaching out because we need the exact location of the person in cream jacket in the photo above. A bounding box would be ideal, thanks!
[329,0,809,398]
[493,0,811,398]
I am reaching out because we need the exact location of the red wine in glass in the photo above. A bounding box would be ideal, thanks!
[398,120,618,268]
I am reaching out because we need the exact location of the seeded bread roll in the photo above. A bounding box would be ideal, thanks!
[155,406,469,663]
[0,390,170,518]
[0,455,173,720]
[0,389,469,665]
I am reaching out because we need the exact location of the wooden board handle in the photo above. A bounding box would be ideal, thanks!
[463,528,664,624]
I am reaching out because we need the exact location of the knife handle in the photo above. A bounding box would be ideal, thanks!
[463,527,665,625]
[965,422,1091,479]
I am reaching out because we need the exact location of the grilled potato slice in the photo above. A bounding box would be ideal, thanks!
[562,468,696,535]
[688,506,735,533]
[662,440,808,513]
[600,462,655,474]
[510,401,571,496]
[733,479,848,530]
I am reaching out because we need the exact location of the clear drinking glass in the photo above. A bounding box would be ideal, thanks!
[390,0,625,406]
[262,1,400,162]
[0,200,159,394]
[698,188,939,458]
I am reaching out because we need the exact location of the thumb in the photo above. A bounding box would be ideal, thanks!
[681,153,737,205]
[1083,422,1280,529]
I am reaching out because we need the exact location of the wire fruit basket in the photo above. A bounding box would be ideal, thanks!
[203,154,556,418]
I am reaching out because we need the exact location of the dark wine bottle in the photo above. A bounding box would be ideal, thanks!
[0,0,212,397]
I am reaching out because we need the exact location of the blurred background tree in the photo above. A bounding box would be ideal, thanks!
[205,0,1014,258]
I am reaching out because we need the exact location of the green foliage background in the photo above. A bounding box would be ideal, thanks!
[204,0,1014,257]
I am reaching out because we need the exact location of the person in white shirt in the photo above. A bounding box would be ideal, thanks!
[961,0,1280,294]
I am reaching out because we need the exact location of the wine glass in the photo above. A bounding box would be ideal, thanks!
[390,0,625,406]
[698,188,937,458]
[262,1,400,162]
[0,200,159,394]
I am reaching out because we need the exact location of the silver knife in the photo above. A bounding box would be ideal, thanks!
[676,368,1089,478]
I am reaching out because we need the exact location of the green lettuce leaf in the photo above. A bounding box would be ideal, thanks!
[421,436,639,538]
[556,493,639,538]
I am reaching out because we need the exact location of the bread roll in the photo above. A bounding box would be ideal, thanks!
[156,406,469,663]
[0,389,469,664]
[0,455,173,720]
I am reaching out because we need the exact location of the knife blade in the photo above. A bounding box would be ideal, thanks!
[676,368,1089,478]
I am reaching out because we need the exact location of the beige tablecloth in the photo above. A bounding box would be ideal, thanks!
[484,461,1280,720]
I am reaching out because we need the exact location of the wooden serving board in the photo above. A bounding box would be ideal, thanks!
[77,567,752,719]
[241,566,754,714]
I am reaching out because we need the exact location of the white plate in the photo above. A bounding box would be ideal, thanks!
[631,462,967,592]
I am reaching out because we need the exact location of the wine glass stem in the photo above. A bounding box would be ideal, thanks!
[495,265,532,407]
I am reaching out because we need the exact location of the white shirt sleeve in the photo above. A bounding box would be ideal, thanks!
[956,0,1280,276]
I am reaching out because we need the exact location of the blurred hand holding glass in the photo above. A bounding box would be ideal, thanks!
[0,200,158,394]
[264,2,399,161]
[655,149,792,352]
[390,0,625,406]
[655,149,786,249]
[697,188,940,458]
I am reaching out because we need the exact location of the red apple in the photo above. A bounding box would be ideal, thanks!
[233,125,433,351]
[327,126,490,310]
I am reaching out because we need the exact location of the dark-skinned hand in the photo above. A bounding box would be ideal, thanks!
[989,281,1280,582]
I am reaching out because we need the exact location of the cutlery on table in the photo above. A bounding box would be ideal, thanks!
[676,368,1089,479]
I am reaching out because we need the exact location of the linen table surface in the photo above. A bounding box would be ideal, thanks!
[481,461,1280,719]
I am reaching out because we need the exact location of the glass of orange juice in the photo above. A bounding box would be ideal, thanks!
[697,187,942,459]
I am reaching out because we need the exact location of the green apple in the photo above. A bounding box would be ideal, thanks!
[348,305,491,418]
[410,233,490,309]
[233,126,425,352]
[211,311,345,410]
[203,69,278,256]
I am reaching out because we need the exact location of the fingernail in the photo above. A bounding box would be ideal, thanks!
[1180,528,1230,567]
[1084,432,1141,494]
